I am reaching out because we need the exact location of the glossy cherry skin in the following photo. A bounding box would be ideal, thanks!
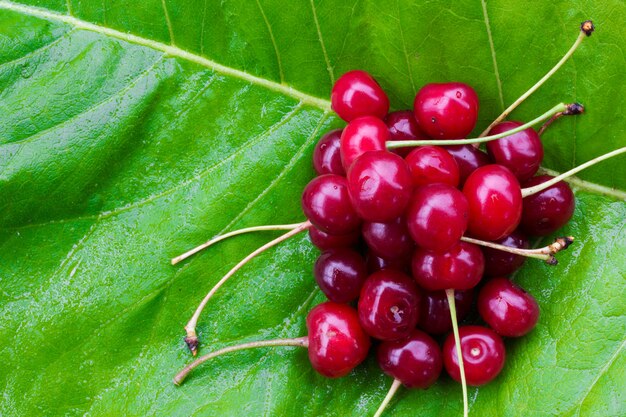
[340,116,389,170]
[418,289,474,335]
[331,70,389,122]
[477,278,540,337]
[405,146,460,187]
[444,144,490,186]
[463,164,522,241]
[482,230,529,277]
[486,121,544,182]
[377,329,442,388]
[384,110,429,157]
[313,129,345,176]
[358,270,421,341]
[406,183,469,253]
[413,82,479,139]
[443,325,506,386]
[306,302,371,378]
[347,151,413,222]
[314,248,368,303]
[362,217,415,260]
[366,251,412,274]
[302,174,361,235]
[412,241,484,291]
[308,227,360,251]
[521,175,575,236]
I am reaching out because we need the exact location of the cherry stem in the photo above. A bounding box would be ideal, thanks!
[373,378,402,417]
[446,289,469,417]
[537,103,584,137]
[479,21,593,137]
[171,222,306,265]
[386,103,567,149]
[521,146,626,198]
[183,220,312,356]
[173,337,309,385]
[460,236,574,265]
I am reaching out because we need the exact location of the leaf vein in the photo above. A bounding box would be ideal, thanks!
[480,0,504,110]
[310,0,334,85]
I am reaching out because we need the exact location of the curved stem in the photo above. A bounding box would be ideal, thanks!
[446,289,468,417]
[522,147,626,197]
[479,28,588,137]
[538,103,584,137]
[173,337,309,385]
[386,103,566,149]
[373,378,402,417]
[171,222,306,265]
[183,220,312,355]
[460,236,574,265]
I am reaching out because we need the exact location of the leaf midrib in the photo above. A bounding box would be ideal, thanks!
[1,0,625,200]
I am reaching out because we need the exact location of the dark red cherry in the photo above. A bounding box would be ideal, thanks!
[405,146,460,187]
[302,174,361,235]
[306,302,371,378]
[418,289,474,335]
[314,248,368,303]
[443,325,506,386]
[477,278,540,337]
[340,116,389,170]
[377,329,442,388]
[444,144,490,186]
[384,110,429,157]
[331,70,389,122]
[463,165,522,241]
[362,217,415,260]
[521,175,575,236]
[308,227,360,251]
[412,241,484,291]
[347,151,413,222]
[358,270,421,341]
[482,230,529,277]
[313,129,346,176]
[406,183,469,253]
[486,121,543,182]
[413,82,479,139]
[366,251,412,274]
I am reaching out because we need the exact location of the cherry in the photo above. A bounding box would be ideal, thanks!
[521,175,575,236]
[377,329,442,388]
[384,110,429,157]
[301,174,361,235]
[362,217,415,260]
[331,70,389,122]
[314,248,368,303]
[365,251,412,274]
[418,289,474,335]
[413,82,479,139]
[463,164,522,241]
[477,278,540,337]
[411,241,484,291]
[443,325,506,386]
[444,144,490,186]
[486,121,544,182]
[340,116,389,169]
[405,145,460,187]
[358,270,421,341]
[482,230,530,277]
[347,151,413,222]
[406,183,469,253]
[308,226,360,251]
[313,129,346,176]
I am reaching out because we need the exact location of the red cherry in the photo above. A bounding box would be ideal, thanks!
[521,175,575,236]
[314,248,368,304]
[308,226,360,251]
[486,121,544,182]
[340,116,389,170]
[443,326,506,386]
[347,151,413,222]
[362,217,415,260]
[444,144,490,186]
[307,302,371,378]
[313,129,346,176]
[477,278,540,337]
[418,289,475,335]
[377,329,442,388]
[405,146,460,187]
[482,230,529,277]
[406,183,469,253]
[384,110,429,157]
[331,70,389,122]
[365,251,412,274]
[463,164,522,241]
[413,82,479,139]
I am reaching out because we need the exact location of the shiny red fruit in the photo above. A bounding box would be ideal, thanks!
[482,230,529,277]
[521,175,575,236]
[362,217,415,260]
[308,227,360,251]
[302,174,361,235]
[331,70,389,122]
[444,144,490,186]
[412,241,484,291]
[314,248,368,303]
[340,116,389,170]
[418,289,474,335]
[313,129,345,176]
[487,121,543,182]
[405,145,460,187]
[384,110,429,157]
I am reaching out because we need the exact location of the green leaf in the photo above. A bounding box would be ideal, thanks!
[0,1,624,416]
